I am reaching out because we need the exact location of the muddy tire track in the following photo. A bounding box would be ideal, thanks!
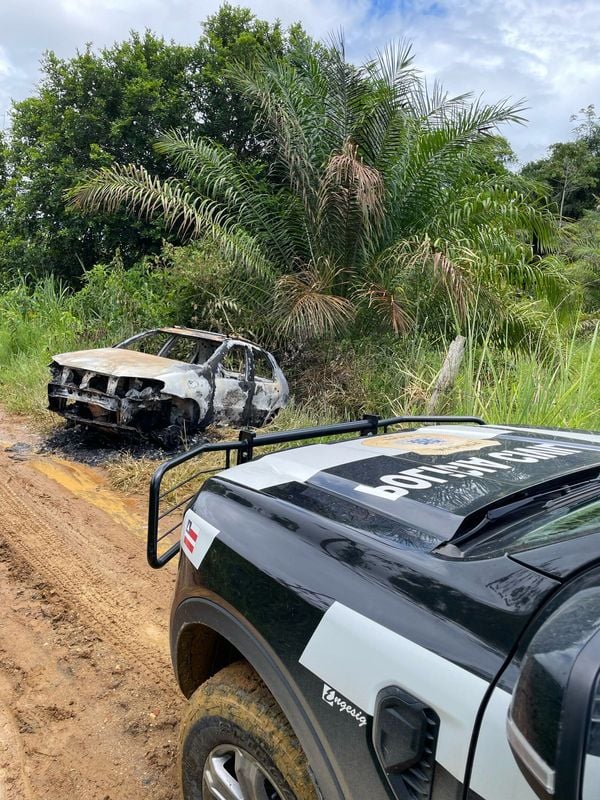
[1,463,177,695]
[0,416,185,800]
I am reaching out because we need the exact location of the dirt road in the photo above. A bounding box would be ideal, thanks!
[0,409,184,800]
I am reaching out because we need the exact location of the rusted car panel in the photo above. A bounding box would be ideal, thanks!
[48,328,289,439]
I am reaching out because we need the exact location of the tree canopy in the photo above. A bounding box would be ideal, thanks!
[522,106,600,223]
[0,5,303,281]
[72,39,567,344]
[196,4,311,157]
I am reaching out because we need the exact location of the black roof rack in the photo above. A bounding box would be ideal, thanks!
[147,414,485,568]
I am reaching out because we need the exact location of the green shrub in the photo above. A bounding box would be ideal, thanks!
[153,241,275,341]
[72,252,175,344]
[0,276,82,417]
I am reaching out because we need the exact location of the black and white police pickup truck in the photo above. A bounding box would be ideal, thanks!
[147,415,600,800]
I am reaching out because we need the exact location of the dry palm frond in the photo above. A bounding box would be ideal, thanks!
[275,261,355,338]
[360,283,414,335]
[376,236,433,272]
[318,139,385,232]
[432,249,474,322]
[379,235,474,324]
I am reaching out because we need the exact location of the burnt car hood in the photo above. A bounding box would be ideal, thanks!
[52,348,192,380]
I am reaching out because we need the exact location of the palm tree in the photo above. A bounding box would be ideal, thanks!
[71,39,568,342]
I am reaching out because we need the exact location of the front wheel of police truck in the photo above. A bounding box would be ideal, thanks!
[179,662,318,800]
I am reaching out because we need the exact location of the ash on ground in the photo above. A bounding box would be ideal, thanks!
[40,424,211,467]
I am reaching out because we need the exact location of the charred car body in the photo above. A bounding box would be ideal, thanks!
[48,327,288,442]
[148,416,600,800]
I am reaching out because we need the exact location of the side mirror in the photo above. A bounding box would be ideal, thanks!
[507,588,600,800]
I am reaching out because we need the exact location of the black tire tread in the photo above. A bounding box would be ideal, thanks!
[178,661,319,800]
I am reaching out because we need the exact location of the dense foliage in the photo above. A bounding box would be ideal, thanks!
[561,211,600,311]
[522,106,600,222]
[0,5,302,281]
[72,40,568,345]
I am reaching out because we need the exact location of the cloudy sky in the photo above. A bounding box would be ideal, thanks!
[0,0,598,164]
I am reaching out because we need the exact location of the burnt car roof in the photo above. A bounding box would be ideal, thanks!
[158,327,256,345]
[218,424,600,544]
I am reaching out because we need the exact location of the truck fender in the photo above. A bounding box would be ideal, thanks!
[171,596,344,800]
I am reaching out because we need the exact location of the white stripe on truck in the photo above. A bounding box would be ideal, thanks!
[299,602,489,783]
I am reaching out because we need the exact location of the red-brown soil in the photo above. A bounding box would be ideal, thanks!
[0,409,183,800]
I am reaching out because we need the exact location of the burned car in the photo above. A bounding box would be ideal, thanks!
[48,327,288,443]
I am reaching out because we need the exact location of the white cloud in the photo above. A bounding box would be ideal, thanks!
[0,43,24,131]
[354,0,600,164]
[0,48,14,79]
[0,0,599,161]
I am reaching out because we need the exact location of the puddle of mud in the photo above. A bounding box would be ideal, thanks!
[29,458,145,535]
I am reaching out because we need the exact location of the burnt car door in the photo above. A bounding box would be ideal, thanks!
[212,343,253,426]
[249,347,284,426]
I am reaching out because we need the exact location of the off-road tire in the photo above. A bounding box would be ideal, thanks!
[179,661,319,800]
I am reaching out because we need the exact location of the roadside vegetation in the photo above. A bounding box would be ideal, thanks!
[71,39,568,346]
[1,3,599,487]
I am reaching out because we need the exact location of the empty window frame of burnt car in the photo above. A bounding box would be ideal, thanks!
[47,327,288,438]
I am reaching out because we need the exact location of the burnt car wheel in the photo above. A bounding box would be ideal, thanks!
[179,662,318,800]
[263,408,280,426]
[153,423,185,450]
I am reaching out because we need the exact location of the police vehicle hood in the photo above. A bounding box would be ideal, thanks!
[218,425,600,543]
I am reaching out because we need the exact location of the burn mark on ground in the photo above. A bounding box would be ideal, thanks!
[39,424,208,467]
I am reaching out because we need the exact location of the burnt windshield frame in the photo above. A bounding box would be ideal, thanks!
[460,492,600,560]
[115,329,172,355]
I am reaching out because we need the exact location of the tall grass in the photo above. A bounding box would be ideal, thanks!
[0,277,82,418]
[282,324,600,432]
[372,323,600,431]
[0,268,598,436]
[455,325,600,429]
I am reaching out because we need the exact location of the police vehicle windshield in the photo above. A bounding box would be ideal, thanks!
[463,489,600,559]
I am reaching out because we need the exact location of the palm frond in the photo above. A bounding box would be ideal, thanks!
[406,78,471,126]
[431,249,474,322]
[275,259,355,337]
[387,99,529,238]
[317,139,385,264]
[229,55,325,224]
[154,131,296,268]
[358,283,414,334]
[372,40,417,96]
[70,164,274,278]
